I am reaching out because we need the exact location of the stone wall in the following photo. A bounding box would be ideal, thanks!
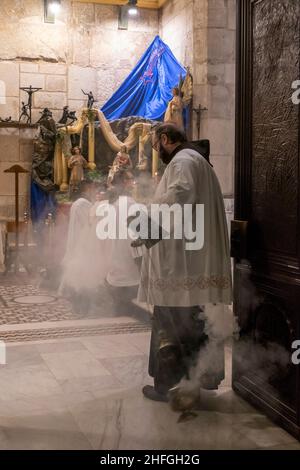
[0,0,158,120]
[160,0,236,198]
[159,0,194,69]
[0,0,158,217]
[194,0,236,197]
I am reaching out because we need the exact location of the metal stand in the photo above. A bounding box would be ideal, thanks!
[4,164,29,273]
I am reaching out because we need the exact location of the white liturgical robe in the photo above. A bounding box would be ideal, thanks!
[138,149,232,307]
[106,196,141,287]
[59,197,95,292]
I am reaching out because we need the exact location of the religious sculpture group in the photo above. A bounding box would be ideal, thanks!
[52,69,193,194]
[0,69,193,202]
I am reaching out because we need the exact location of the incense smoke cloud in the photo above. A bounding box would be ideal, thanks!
[177,273,291,401]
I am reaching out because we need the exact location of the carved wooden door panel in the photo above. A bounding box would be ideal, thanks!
[233,0,300,439]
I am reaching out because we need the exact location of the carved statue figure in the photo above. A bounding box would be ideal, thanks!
[81,90,95,109]
[31,120,56,192]
[67,110,77,125]
[164,87,184,129]
[19,101,30,123]
[58,106,69,124]
[58,106,77,126]
[19,85,42,124]
[68,146,88,193]
[164,70,193,130]
[107,146,133,186]
[37,108,53,123]
[181,67,193,107]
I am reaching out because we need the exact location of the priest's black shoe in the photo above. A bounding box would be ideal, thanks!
[142,385,169,403]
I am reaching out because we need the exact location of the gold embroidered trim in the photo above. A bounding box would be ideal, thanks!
[141,276,231,291]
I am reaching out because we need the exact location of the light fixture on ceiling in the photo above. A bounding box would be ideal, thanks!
[44,0,61,23]
[128,0,138,16]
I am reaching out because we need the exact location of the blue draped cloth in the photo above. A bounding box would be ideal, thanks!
[101,35,186,121]
[30,182,56,224]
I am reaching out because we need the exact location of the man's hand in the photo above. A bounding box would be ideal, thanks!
[131,239,145,248]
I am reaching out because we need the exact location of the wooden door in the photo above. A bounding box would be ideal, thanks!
[233,0,300,439]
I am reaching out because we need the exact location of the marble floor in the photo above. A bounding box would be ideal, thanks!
[0,332,300,450]
[0,273,151,342]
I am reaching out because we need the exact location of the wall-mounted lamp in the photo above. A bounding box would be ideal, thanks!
[128,0,138,16]
[118,0,139,30]
[44,0,61,24]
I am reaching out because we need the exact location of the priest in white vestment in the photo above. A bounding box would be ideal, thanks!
[105,170,146,320]
[137,123,232,402]
[59,180,99,314]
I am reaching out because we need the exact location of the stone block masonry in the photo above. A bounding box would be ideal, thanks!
[160,0,236,197]
[0,1,158,120]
